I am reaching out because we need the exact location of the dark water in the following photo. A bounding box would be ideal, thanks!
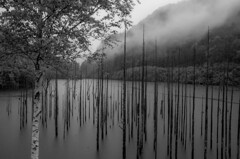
[0,79,239,159]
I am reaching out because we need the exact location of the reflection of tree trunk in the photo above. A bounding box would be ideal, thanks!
[101,59,104,140]
[237,98,240,159]
[140,25,145,155]
[93,79,95,125]
[184,72,187,150]
[181,79,184,142]
[131,60,134,139]
[25,83,28,125]
[167,54,170,156]
[216,85,221,159]
[176,49,181,159]
[221,66,225,159]
[97,66,100,151]
[106,76,108,136]
[201,96,203,137]
[228,87,233,158]
[154,80,158,158]
[210,84,213,150]
[163,85,165,135]
[31,69,43,159]
[191,46,196,159]
[79,75,82,127]
[20,91,22,130]
[204,28,210,159]
[122,23,127,159]
[49,86,52,119]
[85,80,87,124]
[170,56,174,159]
[55,70,58,138]
[144,60,147,143]
[225,60,229,159]
[137,61,141,159]
[153,39,158,159]
[44,81,48,128]
[32,89,34,121]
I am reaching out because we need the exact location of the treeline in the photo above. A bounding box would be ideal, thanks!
[0,60,82,89]
[81,63,240,86]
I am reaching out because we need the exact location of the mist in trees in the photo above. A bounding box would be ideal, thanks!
[1,0,240,159]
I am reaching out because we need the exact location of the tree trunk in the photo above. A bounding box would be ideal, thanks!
[153,39,158,159]
[221,66,225,159]
[31,69,43,159]
[228,87,233,158]
[140,24,145,155]
[237,97,240,159]
[191,45,196,159]
[204,28,210,159]
[225,60,229,159]
[216,84,221,159]
[122,23,127,159]
[97,66,100,151]
[201,96,204,137]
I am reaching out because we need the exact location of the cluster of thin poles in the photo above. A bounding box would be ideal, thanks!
[13,26,240,159]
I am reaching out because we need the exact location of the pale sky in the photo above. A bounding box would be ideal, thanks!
[131,0,183,25]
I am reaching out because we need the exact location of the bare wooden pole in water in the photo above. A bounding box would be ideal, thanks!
[122,22,127,159]
[140,24,145,155]
[191,44,196,159]
[216,84,221,159]
[153,38,158,159]
[79,73,82,127]
[201,96,204,137]
[228,87,234,158]
[97,65,100,151]
[221,63,226,159]
[101,57,104,140]
[131,57,134,139]
[210,75,214,150]
[225,58,230,159]
[204,27,210,159]
[237,97,240,159]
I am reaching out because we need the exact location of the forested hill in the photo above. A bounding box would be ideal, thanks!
[80,0,240,85]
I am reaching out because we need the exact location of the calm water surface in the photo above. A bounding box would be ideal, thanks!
[0,79,239,159]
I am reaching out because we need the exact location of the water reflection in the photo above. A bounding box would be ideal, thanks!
[0,79,239,159]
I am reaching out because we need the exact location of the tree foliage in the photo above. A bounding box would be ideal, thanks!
[0,0,138,71]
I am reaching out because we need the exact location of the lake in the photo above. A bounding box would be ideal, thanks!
[0,79,239,159]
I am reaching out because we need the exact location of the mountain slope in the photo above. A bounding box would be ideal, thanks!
[81,0,240,83]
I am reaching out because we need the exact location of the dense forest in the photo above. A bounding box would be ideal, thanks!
[81,1,240,85]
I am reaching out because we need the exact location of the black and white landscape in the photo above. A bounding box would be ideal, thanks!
[0,0,240,159]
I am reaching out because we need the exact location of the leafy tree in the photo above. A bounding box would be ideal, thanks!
[0,0,138,158]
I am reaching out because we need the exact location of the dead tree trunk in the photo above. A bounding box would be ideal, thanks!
[97,66,100,151]
[153,39,158,159]
[237,97,240,159]
[204,28,210,159]
[221,65,226,159]
[216,84,221,159]
[122,23,127,159]
[140,24,145,155]
[191,45,196,159]
[228,87,233,158]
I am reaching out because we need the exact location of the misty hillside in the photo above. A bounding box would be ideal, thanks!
[81,0,240,84]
